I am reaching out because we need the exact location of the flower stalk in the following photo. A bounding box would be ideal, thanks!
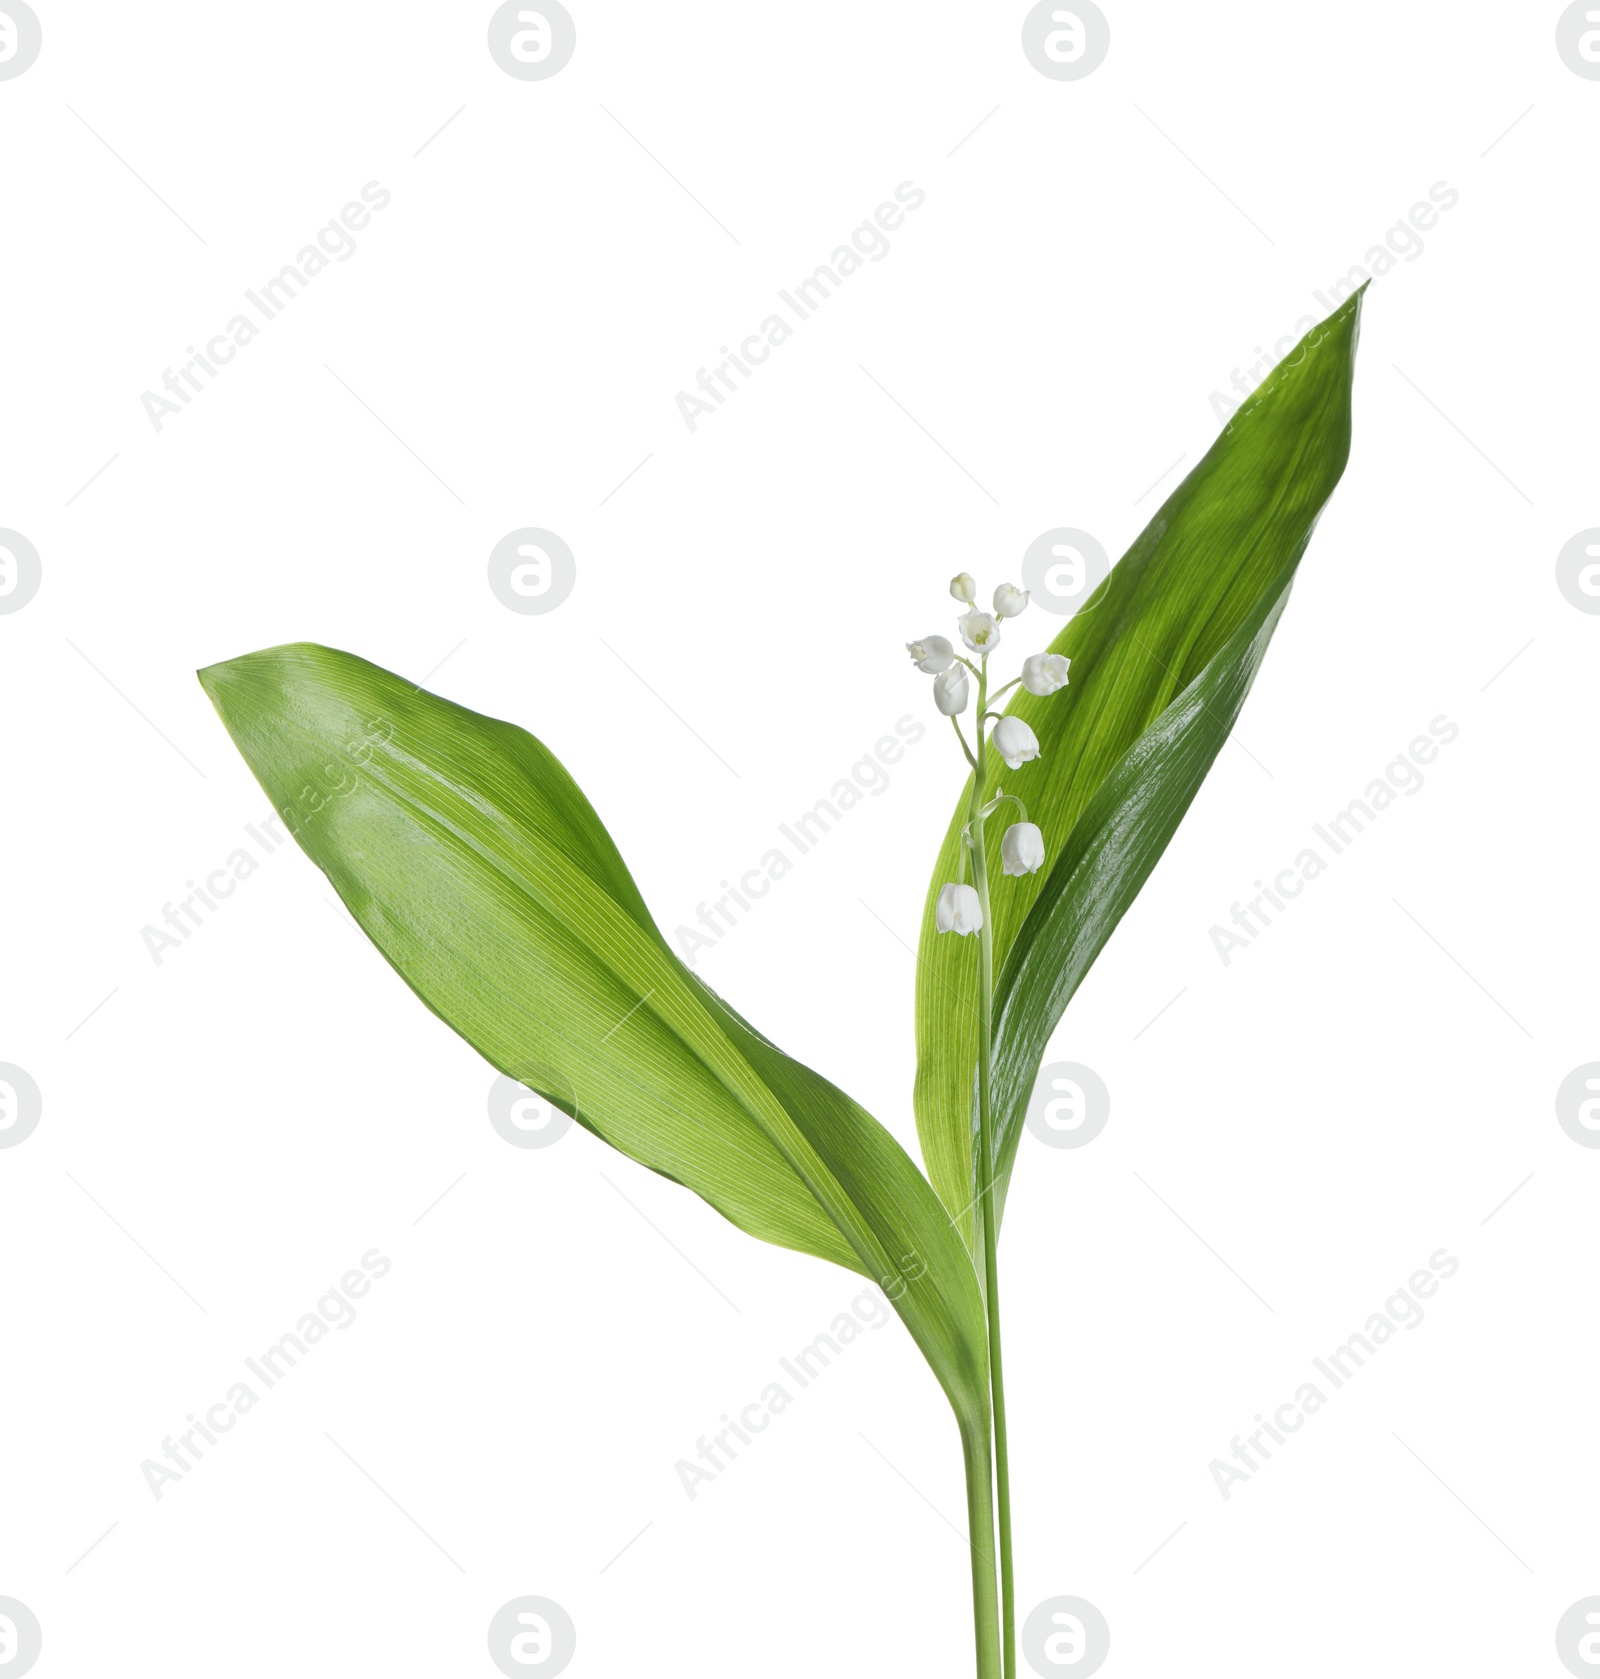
[966,657,1017,1679]
[909,574,1067,1679]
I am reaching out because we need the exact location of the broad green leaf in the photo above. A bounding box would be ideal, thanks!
[915,290,1365,1251]
[200,645,991,1439]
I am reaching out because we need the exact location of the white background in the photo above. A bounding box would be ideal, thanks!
[2,3,1596,1675]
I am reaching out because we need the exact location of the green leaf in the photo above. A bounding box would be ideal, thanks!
[914,290,1366,1250]
[199,644,992,1442]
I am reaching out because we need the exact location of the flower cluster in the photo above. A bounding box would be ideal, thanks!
[907,573,1071,936]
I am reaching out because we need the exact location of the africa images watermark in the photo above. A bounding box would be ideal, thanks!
[140,813,288,965]
[1208,181,1459,424]
[1209,1248,1460,1500]
[672,714,927,964]
[141,1249,392,1500]
[140,716,393,964]
[675,1287,897,1501]
[673,181,926,432]
[139,181,392,431]
[1208,715,1459,966]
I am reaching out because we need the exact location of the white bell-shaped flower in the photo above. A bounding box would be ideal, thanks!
[907,635,956,674]
[992,715,1041,770]
[949,572,977,604]
[1000,821,1046,876]
[935,882,983,935]
[1021,652,1071,695]
[958,611,1001,654]
[933,665,969,716]
[992,583,1029,618]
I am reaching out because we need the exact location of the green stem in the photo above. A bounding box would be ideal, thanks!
[961,1418,1004,1679]
[967,665,1016,1679]
[982,791,1028,823]
[951,714,980,773]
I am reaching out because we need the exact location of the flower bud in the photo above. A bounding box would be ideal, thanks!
[906,634,956,674]
[949,572,978,603]
[992,582,1029,618]
[1000,821,1046,876]
[1021,652,1071,696]
[958,610,1001,654]
[992,715,1041,770]
[935,882,983,935]
[933,665,969,716]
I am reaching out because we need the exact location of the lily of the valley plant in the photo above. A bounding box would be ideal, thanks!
[200,293,1363,1678]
